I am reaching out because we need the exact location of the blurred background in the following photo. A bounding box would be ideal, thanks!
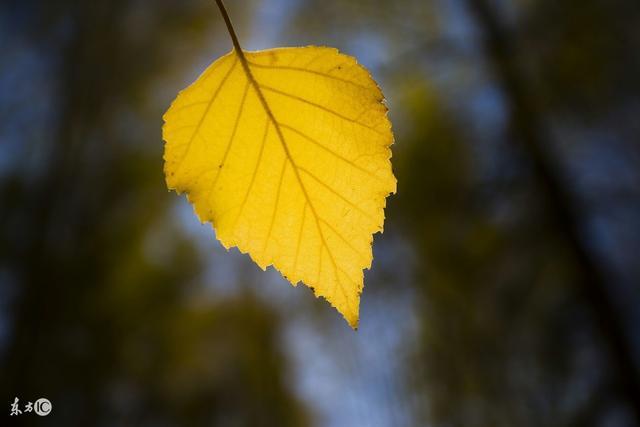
[1,0,640,425]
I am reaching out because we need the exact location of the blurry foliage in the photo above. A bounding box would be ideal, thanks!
[520,0,640,115]
[394,79,604,427]
[1,0,639,426]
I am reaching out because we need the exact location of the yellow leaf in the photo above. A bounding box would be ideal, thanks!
[163,46,396,327]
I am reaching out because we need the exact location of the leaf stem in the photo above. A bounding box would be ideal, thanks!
[214,0,245,54]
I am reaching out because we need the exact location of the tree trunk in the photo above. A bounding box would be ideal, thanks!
[463,0,640,422]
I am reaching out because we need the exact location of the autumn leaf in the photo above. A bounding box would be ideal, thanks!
[162,1,395,328]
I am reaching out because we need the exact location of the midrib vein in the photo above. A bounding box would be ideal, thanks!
[233,48,352,308]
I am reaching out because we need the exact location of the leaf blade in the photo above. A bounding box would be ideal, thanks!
[163,46,396,327]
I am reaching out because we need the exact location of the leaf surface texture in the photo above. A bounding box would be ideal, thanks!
[163,46,396,327]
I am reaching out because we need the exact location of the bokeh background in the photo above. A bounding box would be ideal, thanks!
[2,0,640,425]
